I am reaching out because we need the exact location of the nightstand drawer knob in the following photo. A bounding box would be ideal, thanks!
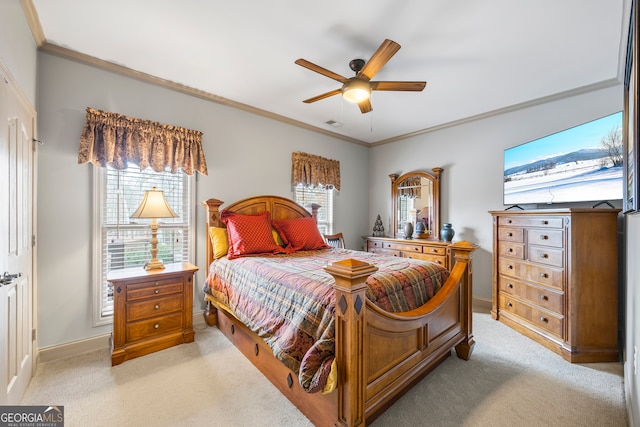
[154,323,160,329]
[154,289,160,294]
[155,281,160,286]
[154,304,160,310]
[435,260,442,264]
[540,317,548,323]
[541,295,548,301]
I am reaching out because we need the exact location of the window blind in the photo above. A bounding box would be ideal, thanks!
[294,184,333,234]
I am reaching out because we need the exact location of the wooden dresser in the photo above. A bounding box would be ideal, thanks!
[364,236,452,269]
[490,209,620,362]
[109,262,198,365]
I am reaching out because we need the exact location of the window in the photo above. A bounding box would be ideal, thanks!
[293,184,334,234]
[93,165,194,325]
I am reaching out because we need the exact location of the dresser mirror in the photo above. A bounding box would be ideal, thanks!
[390,168,442,240]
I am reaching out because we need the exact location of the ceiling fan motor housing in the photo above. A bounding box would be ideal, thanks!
[349,59,366,74]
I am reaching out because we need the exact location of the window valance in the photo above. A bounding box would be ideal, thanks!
[291,152,340,191]
[78,107,208,176]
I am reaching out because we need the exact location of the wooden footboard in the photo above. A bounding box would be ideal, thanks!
[201,196,476,426]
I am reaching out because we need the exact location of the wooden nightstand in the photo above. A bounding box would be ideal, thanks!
[108,262,199,366]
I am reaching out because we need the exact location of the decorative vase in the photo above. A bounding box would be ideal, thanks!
[440,223,455,242]
[403,222,414,239]
[415,221,426,235]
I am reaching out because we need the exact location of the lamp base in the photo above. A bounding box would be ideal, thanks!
[144,259,166,271]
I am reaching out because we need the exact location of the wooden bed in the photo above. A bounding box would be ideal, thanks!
[202,195,477,427]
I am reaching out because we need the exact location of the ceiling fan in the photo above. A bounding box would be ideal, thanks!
[295,39,426,114]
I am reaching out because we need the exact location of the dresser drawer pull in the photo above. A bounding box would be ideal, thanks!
[507,219,512,224]
[542,220,549,225]
[507,232,513,237]
[540,317,548,323]
[540,295,548,301]
[154,281,160,286]
[540,253,549,259]
[507,264,513,270]
[507,248,513,253]
[413,247,419,251]
[540,273,549,279]
[154,304,160,310]
[507,283,513,288]
[431,248,437,253]
[435,260,442,264]
[507,302,513,307]
[540,235,549,240]
[154,323,160,329]
[154,289,160,294]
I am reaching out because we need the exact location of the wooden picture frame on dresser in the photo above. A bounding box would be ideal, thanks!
[109,262,199,365]
[490,209,620,362]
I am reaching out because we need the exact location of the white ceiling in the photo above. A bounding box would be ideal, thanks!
[29,0,628,144]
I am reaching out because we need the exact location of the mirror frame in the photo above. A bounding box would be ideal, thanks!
[390,168,442,240]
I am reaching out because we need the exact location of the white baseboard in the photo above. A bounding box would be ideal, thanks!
[37,310,208,363]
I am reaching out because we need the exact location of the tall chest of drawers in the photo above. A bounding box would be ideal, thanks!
[109,262,198,366]
[490,209,620,362]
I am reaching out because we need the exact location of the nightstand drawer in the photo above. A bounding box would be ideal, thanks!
[126,312,183,342]
[127,294,183,322]
[126,278,183,301]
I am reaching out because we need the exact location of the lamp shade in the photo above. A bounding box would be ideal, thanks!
[342,79,371,103]
[130,187,178,219]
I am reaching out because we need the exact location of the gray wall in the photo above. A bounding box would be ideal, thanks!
[36,51,370,348]
[369,85,622,302]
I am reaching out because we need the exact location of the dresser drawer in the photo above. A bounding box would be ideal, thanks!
[126,278,183,302]
[500,216,564,228]
[367,240,384,251]
[498,258,563,290]
[383,241,423,253]
[498,227,524,243]
[528,245,563,267]
[422,245,446,256]
[499,242,524,259]
[499,276,563,314]
[370,247,400,257]
[127,294,184,322]
[404,251,446,266]
[498,294,563,339]
[528,228,563,248]
[126,312,183,342]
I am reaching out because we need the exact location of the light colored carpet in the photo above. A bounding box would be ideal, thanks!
[21,313,627,426]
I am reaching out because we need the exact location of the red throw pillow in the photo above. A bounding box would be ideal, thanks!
[272,217,330,252]
[221,210,286,259]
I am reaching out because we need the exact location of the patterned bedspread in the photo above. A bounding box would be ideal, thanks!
[203,248,449,393]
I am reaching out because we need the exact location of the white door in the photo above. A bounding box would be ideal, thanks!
[0,63,35,405]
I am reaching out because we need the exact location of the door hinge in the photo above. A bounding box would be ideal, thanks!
[32,329,36,341]
[32,235,36,247]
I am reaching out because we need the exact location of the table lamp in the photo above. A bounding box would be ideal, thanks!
[130,187,178,270]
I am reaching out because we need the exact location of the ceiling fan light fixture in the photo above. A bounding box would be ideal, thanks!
[342,79,371,103]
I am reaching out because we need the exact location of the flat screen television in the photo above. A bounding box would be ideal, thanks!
[503,111,623,206]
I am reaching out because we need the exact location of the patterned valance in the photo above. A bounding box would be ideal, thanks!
[398,177,422,198]
[78,107,208,176]
[291,152,341,191]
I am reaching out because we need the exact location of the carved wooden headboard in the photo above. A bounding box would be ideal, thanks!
[201,195,320,266]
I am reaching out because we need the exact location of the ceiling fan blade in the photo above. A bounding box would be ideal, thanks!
[370,81,427,91]
[357,39,401,81]
[358,99,373,114]
[295,59,348,83]
[302,88,342,103]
